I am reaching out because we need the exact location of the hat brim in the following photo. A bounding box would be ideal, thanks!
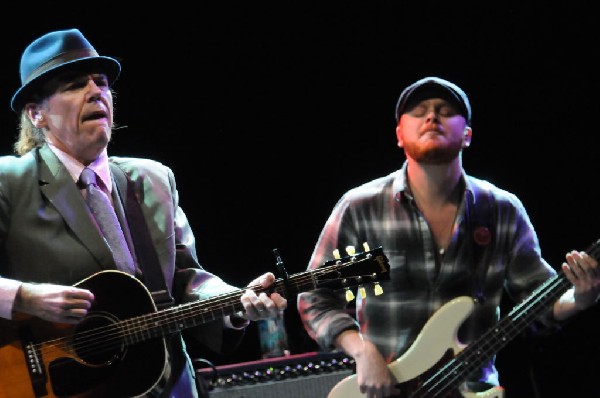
[394,77,471,125]
[402,84,463,113]
[11,56,121,113]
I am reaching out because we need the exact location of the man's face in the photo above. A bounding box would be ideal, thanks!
[28,71,114,165]
[396,97,470,164]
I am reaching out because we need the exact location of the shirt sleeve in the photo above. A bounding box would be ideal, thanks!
[0,278,22,319]
[501,192,559,329]
[168,170,248,353]
[297,194,360,350]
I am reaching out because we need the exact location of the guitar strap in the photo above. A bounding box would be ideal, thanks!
[466,182,496,304]
[110,163,175,310]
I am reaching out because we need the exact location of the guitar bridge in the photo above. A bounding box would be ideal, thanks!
[19,327,48,397]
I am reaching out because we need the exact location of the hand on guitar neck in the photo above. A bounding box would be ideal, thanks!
[328,241,600,398]
[0,245,390,398]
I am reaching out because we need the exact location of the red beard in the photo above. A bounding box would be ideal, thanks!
[403,136,464,164]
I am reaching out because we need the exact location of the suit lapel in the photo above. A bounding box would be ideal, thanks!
[37,145,117,269]
[109,162,173,305]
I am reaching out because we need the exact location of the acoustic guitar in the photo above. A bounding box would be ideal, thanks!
[0,245,390,397]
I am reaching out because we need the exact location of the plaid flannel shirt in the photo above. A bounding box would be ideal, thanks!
[297,161,557,387]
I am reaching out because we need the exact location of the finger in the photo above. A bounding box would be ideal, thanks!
[246,272,274,288]
[568,261,586,281]
[270,293,288,310]
[563,258,594,285]
[242,289,265,308]
[257,292,277,314]
[241,290,268,318]
[68,308,89,319]
[578,253,599,274]
[561,263,578,285]
[256,295,279,317]
[261,272,275,287]
[565,251,585,276]
[238,305,259,320]
[572,256,595,279]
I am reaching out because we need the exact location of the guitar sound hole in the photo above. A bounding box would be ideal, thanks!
[72,311,125,366]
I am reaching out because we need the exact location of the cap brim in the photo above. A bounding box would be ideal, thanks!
[403,84,462,112]
[395,79,471,124]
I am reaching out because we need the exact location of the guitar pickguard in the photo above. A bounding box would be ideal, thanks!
[328,297,505,398]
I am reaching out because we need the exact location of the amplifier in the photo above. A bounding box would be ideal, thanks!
[196,351,355,398]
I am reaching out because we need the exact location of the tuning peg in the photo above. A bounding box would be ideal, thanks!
[363,242,370,252]
[345,288,355,302]
[333,249,341,260]
[358,286,366,299]
[374,282,383,296]
[346,246,356,256]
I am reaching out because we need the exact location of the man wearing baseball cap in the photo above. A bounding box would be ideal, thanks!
[298,76,600,397]
[0,29,287,397]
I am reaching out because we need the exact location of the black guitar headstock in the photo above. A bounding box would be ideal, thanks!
[262,244,390,301]
[313,243,390,301]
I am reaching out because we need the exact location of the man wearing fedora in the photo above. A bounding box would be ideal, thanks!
[0,28,287,397]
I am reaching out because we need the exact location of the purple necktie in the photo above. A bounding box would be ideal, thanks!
[79,167,135,274]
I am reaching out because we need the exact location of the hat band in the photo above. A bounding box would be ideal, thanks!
[23,48,100,85]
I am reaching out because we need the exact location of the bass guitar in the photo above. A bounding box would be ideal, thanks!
[0,245,390,398]
[328,239,600,398]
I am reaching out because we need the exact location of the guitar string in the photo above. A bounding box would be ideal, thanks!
[32,252,386,369]
[415,241,600,397]
[413,275,567,397]
[424,240,600,397]
[33,277,306,360]
[34,264,369,363]
[31,238,599,393]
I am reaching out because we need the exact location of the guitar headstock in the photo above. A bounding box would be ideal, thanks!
[313,243,390,301]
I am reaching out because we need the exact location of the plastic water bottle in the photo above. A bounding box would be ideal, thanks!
[257,310,290,358]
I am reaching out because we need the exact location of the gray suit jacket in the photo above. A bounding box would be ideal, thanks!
[0,144,240,397]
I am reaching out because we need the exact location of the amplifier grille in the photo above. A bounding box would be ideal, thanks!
[196,351,354,398]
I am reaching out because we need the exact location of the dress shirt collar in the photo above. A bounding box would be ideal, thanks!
[46,143,113,193]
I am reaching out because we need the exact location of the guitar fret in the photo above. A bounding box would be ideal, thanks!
[2,246,390,397]
[407,241,600,397]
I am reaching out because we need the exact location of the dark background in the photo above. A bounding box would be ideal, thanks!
[1,3,599,397]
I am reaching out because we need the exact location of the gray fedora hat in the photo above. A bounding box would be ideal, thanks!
[11,28,121,112]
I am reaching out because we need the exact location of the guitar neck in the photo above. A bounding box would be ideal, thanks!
[0,246,389,398]
[118,274,310,344]
[118,246,390,345]
[458,271,570,373]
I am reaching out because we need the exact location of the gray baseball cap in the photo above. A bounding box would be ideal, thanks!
[395,76,471,125]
